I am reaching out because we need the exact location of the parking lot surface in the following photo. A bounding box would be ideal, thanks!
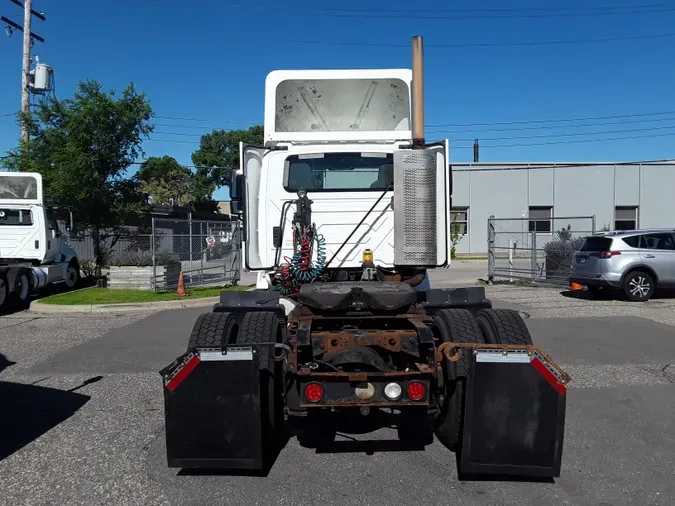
[2,284,675,505]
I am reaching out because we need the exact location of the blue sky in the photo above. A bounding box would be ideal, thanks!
[1,0,674,200]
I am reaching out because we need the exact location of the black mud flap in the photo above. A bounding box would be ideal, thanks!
[160,345,271,470]
[459,348,567,478]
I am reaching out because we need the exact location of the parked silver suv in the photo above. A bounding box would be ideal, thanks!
[569,229,675,301]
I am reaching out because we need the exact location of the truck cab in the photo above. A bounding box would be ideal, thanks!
[0,172,79,310]
[231,69,451,290]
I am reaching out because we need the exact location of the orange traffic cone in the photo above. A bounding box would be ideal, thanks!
[570,282,583,291]
[176,271,187,297]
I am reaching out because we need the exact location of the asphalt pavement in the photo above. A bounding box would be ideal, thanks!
[1,283,675,505]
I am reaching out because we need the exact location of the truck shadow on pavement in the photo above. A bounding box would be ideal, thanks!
[0,360,102,462]
[0,277,96,317]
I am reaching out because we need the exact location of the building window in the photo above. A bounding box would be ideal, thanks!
[615,206,638,231]
[528,206,552,233]
[451,207,468,235]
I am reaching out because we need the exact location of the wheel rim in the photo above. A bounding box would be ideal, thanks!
[65,267,78,287]
[18,274,29,300]
[628,276,651,298]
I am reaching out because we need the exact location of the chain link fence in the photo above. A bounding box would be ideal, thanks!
[151,216,241,291]
[67,228,153,277]
[487,214,596,285]
[67,217,241,291]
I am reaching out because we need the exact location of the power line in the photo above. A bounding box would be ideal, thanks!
[301,5,675,20]
[143,129,675,149]
[447,124,675,143]
[315,4,673,14]
[46,2,675,19]
[152,114,675,133]
[427,114,675,133]
[460,131,675,148]
[126,157,675,173]
[248,31,675,49]
[453,159,675,172]
[427,110,675,128]
[150,120,675,143]
[154,115,259,125]
[126,110,675,130]
[165,2,675,20]
[35,6,675,48]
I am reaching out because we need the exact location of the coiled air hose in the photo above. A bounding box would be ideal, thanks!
[274,224,327,295]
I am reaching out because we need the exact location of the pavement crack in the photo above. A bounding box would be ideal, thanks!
[0,317,39,330]
[636,364,675,384]
[30,376,52,385]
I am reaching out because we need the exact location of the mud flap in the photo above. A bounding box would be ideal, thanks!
[459,349,566,478]
[160,345,270,470]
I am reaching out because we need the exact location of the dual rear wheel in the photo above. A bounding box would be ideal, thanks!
[186,307,532,454]
[0,268,32,313]
[187,310,285,459]
[431,307,533,451]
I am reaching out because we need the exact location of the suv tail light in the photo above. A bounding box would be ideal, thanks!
[590,251,621,259]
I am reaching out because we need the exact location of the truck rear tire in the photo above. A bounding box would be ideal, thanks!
[432,308,486,451]
[237,311,285,443]
[0,274,8,312]
[8,267,32,304]
[186,312,238,351]
[475,308,534,346]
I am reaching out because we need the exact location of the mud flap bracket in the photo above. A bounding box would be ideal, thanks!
[459,348,567,478]
[160,345,271,470]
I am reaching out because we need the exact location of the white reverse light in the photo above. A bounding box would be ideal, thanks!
[384,382,402,401]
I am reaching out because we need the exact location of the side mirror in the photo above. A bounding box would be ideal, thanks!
[230,173,244,215]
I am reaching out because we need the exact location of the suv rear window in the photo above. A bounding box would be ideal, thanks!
[621,236,640,248]
[580,236,612,252]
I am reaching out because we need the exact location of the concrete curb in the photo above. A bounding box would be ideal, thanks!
[29,296,221,315]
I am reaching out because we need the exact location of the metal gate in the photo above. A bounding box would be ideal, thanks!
[151,216,241,291]
[487,214,596,285]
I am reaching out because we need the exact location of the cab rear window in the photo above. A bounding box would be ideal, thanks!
[0,209,34,226]
[580,237,611,252]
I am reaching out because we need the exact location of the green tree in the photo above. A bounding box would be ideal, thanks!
[450,213,466,259]
[191,125,263,189]
[191,167,218,212]
[136,155,194,206]
[1,80,154,274]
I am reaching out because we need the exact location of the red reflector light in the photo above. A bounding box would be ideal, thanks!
[304,382,324,402]
[407,381,426,400]
[166,355,200,392]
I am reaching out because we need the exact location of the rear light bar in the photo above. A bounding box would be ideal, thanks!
[300,379,429,406]
[590,251,621,258]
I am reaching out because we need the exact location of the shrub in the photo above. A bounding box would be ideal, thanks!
[543,236,585,279]
[108,251,154,267]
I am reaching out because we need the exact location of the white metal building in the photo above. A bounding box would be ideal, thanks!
[449,161,675,255]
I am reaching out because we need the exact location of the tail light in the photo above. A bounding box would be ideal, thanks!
[407,381,426,400]
[590,251,621,259]
[304,382,324,402]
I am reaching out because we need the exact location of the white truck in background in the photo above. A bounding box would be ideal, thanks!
[0,172,80,311]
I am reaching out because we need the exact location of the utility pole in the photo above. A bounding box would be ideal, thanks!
[20,0,32,143]
[2,0,46,143]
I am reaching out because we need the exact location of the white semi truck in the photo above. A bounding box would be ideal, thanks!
[0,172,80,311]
[159,36,570,479]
